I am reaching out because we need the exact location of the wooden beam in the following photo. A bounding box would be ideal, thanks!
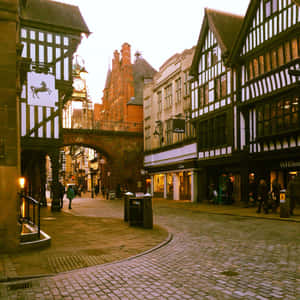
[25,109,59,137]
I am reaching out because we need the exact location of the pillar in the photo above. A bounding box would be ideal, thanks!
[163,174,167,199]
[173,173,180,200]
[50,150,61,211]
[0,0,20,252]
[150,175,154,196]
[191,170,198,203]
[197,168,207,202]
[39,154,47,206]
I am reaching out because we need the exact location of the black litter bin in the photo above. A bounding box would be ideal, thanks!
[124,192,134,222]
[129,197,143,226]
[127,195,153,229]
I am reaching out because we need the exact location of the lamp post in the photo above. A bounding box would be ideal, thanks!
[90,159,98,198]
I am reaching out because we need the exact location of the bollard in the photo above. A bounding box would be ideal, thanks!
[279,189,290,218]
[124,192,133,222]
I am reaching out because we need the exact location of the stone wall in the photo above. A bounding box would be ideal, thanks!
[0,0,20,252]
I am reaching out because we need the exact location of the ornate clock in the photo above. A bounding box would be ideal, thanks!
[73,78,85,91]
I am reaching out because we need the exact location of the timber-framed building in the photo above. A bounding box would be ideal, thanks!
[19,0,89,210]
[231,0,300,199]
[189,8,244,202]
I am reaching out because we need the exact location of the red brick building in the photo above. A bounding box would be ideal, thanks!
[94,43,156,132]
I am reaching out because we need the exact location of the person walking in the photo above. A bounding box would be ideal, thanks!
[66,185,75,209]
[257,178,269,214]
[287,173,300,216]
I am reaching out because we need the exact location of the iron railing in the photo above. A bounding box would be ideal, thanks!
[19,194,41,239]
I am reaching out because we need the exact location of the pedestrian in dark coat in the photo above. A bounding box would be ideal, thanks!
[287,174,300,216]
[67,185,75,209]
[271,178,281,212]
[257,178,269,214]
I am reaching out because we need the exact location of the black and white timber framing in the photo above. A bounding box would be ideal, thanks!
[190,0,299,203]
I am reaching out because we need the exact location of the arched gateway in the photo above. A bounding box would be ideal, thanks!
[63,128,144,195]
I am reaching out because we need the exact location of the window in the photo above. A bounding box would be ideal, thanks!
[157,91,162,113]
[183,71,190,96]
[265,0,271,18]
[166,119,173,145]
[257,96,299,137]
[175,77,182,103]
[198,114,227,150]
[164,84,172,108]
[212,47,218,65]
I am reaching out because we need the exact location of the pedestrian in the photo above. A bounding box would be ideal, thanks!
[248,178,257,207]
[257,178,269,214]
[287,173,300,216]
[58,182,65,208]
[66,185,75,209]
[271,178,281,213]
[226,176,234,204]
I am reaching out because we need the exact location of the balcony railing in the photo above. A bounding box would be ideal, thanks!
[64,120,143,133]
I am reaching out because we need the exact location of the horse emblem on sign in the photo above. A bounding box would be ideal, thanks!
[30,81,52,99]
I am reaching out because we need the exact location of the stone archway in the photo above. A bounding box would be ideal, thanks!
[63,129,144,193]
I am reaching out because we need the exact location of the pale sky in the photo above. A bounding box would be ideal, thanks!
[57,0,250,103]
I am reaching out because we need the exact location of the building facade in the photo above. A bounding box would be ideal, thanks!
[189,9,244,203]
[19,0,89,210]
[189,0,299,204]
[95,43,156,133]
[143,47,198,201]
[0,0,21,251]
[230,0,300,199]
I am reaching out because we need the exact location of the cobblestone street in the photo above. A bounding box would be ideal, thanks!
[0,198,299,299]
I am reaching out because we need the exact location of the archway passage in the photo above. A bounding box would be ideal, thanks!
[62,128,144,194]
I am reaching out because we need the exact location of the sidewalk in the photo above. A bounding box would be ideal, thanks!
[0,196,299,282]
[0,197,168,282]
[153,198,300,222]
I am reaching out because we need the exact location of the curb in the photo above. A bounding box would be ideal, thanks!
[185,207,300,222]
[0,227,173,283]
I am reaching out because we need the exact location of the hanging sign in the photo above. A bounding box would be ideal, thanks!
[172,119,185,133]
[27,72,58,107]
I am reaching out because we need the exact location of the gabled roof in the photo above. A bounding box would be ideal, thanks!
[132,54,157,105]
[228,0,261,63]
[190,8,244,76]
[20,0,90,35]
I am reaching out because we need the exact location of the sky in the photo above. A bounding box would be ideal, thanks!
[57,0,250,103]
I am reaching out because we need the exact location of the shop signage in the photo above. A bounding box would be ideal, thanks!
[280,161,300,168]
[27,72,58,107]
[172,119,185,133]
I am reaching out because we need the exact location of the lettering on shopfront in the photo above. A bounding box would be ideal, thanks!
[280,161,300,168]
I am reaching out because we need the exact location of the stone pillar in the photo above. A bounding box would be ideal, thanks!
[197,168,207,202]
[0,0,20,252]
[150,175,154,196]
[173,173,180,200]
[39,154,47,206]
[163,174,167,199]
[191,170,198,203]
[50,150,61,211]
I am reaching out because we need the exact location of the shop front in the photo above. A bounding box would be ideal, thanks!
[144,142,198,202]
[197,154,243,204]
[150,166,196,201]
